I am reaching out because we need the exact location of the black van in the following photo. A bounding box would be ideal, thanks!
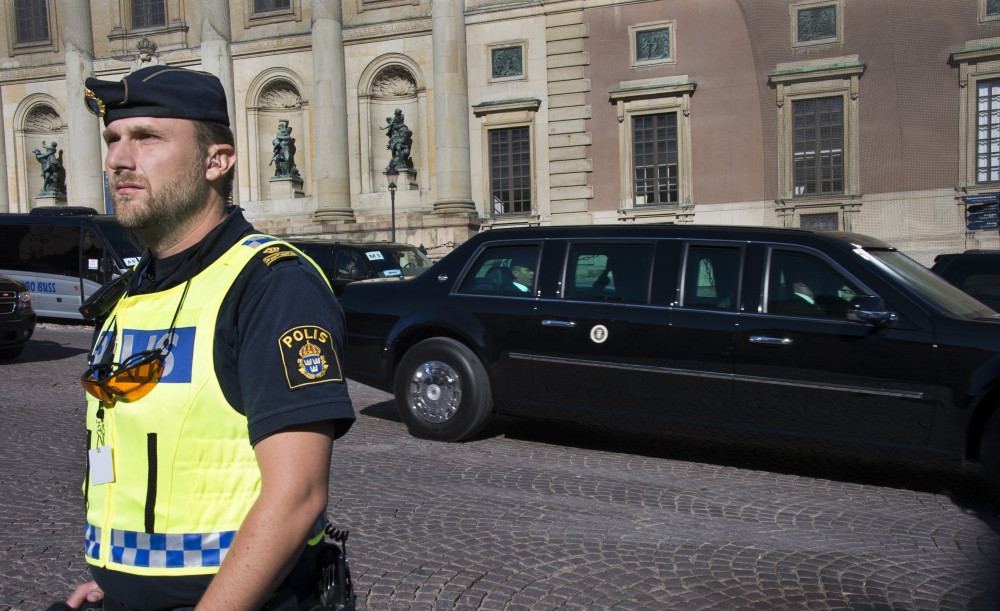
[0,207,141,320]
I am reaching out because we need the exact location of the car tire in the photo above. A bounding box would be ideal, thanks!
[981,409,1000,501]
[394,337,492,441]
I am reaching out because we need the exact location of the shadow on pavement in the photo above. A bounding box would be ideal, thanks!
[357,397,1000,529]
[360,400,401,422]
[499,417,1000,522]
[1,339,88,365]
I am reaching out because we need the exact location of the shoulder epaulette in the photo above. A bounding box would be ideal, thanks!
[255,243,300,267]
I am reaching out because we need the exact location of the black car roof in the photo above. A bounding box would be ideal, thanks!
[468,224,895,251]
[285,238,422,249]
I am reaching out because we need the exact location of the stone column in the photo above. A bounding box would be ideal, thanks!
[61,0,104,210]
[199,0,239,203]
[0,86,9,211]
[312,0,355,222]
[431,0,475,213]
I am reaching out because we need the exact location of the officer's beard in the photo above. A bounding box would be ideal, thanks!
[111,163,212,253]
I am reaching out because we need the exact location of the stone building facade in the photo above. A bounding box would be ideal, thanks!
[3,0,1000,263]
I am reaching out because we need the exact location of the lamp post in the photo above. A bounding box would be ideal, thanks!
[386,167,399,243]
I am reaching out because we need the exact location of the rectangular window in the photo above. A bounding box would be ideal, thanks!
[14,0,49,44]
[682,245,741,311]
[564,243,653,303]
[792,97,843,196]
[990,0,1000,17]
[489,127,531,215]
[978,78,1000,183]
[254,0,291,12]
[633,113,678,206]
[457,245,539,295]
[132,0,166,29]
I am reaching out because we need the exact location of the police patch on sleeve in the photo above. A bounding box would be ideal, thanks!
[278,325,344,389]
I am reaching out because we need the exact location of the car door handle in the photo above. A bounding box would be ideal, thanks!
[542,319,577,328]
[749,335,792,345]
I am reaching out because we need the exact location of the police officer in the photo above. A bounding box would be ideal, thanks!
[59,66,355,610]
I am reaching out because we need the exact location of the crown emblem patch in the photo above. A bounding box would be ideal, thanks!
[278,325,343,389]
[297,340,327,379]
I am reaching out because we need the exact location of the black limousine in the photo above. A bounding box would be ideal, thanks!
[339,225,1000,497]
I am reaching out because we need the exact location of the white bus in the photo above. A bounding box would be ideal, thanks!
[0,207,141,320]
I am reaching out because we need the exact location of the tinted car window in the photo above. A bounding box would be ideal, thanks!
[457,245,539,295]
[564,243,652,303]
[869,249,995,318]
[766,249,864,318]
[681,245,741,311]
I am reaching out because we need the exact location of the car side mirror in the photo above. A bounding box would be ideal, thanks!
[846,295,897,326]
[350,267,366,280]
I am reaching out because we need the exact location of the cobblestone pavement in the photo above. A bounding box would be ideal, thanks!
[2,325,1000,610]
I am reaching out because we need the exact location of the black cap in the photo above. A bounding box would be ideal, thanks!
[84,65,230,127]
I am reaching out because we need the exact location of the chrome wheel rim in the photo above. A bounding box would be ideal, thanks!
[407,359,462,423]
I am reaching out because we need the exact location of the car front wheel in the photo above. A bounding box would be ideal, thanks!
[394,337,492,441]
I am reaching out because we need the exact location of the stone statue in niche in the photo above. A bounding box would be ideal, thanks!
[379,108,413,172]
[32,141,66,196]
[269,119,300,178]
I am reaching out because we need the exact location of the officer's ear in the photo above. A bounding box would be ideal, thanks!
[205,145,236,181]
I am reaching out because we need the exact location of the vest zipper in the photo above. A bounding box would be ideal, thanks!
[145,432,158,533]
[84,429,92,510]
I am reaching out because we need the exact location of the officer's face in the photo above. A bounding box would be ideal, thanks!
[103,116,212,241]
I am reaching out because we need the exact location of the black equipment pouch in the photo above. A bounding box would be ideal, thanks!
[314,525,356,611]
[80,268,135,322]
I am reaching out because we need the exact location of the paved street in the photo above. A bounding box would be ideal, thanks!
[2,325,1000,610]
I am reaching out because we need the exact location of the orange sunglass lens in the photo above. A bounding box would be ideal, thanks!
[80,377,116,403]
[80,357,165,405]
[107,359,165,402]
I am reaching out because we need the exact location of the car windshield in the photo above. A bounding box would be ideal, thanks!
[860,248,997,318]
[361,246,432,278]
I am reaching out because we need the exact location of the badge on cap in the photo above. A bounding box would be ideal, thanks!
[84,87,106,118]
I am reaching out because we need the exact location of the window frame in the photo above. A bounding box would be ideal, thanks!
[107,0,188,50]
[473,98,540,225]
[130,0,167,30]
[769,58,863,228]
[609,78,695,222]
[7,0,57,55]
[953,41,1000,194]
[244,0,300,27]
[487,126,533,217]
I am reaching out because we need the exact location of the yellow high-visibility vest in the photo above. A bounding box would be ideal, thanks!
[84,236,322,576]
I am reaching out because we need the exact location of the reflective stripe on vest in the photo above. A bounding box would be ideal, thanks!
[85,518,325,569]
